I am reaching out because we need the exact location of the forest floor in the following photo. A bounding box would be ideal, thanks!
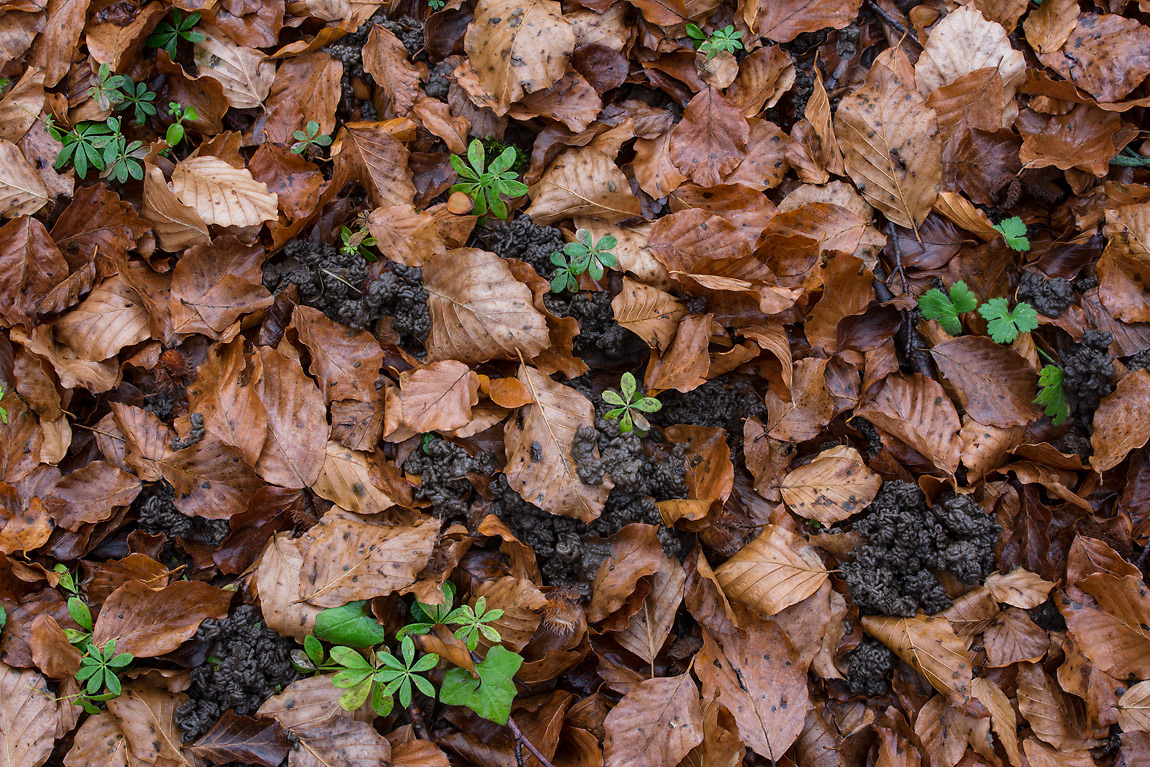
[2,1,1150,766]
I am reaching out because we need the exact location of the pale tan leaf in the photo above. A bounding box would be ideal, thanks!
[463,0,575,111]
[366,205,444,267]
[974,677,1022,767]
[141,165,210,252]
[614,553,686,666]
[0,663,56,767]
[299,511,440,607]
[0,140,49,219]
[105,684,191,767]
[311,442,398,516]
[64,714,128,767]
[983,608,1051,667]
[1017,662,1097,751]
[525,146,642,225]
[170,157,279,229]
[603,675,703,767]
[863,614,979,714]
[334,122,415,209]
[54,276,150,362]
[0,68,45,143]
[984,569,1056,609]
[611,278,687,352]
[422,248,550,365]
[715,524,829,616]
[504,364,611,523]
[253,533,321,642]
[1118,681,1150,733]
[193,26,275,108]
[1023,0,1079,54]
[780,445,882,525]
[260,678,390,767]
[834,62,941,232]
[399,360,480,433]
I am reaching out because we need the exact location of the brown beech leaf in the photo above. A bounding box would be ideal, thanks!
[92,580,232,658]
[669,88,749,188]
[930,336,1041,427]
[64,713,128,767]
[648,210,750,274]
[1118,681,1150,733]
[1058,574,1150,678]
[984,569,1055,609]
[983,608,1050,667]
[44,460,140,532]
[48,184,149,270]
[611,278,687,352]
[780,445,881,525]
[507,72,603,133]
[753,0,862,44]
[471,576,546,652]
[695,610,810,761]
[715,524,829,616]
[160,437,263,519]
[644,313,712,394]
[187,338,268,467]
[857,374,961,475]
[834,61,941,234]
[1037,13,1150,104]
[525,145,641,225]
[422,248,550,365]
[0,140,49,218]
[1017,662,1097,750]
[298,511,440,607]
[171,237,273,339]
[912,695,988,767]
[363,25,420,118]
[863,613,980,715]
[0,216,69,327]
[463,0,575,111]
[603,674,704,767]
[1090,370,1150,473]
[614,552,685,665]
[915,5,1026,105]
[1017,103,1122,177]
[311,442,400,515]
[256,51,340,145]
[0,68,44,143]
[142,165,210,252]
[193,26,275,108]
[254,345,328,489]
[253,533,321,642]
[366,205,445,267]
[504,364,611,523]
[288,306,384,404]
[54,275,150,362]
[332,122,415,209]
[260,683,391,766]
[105,683,189,767]
[1024,0,1079,54]
[30,615,81,680]
[0,663,56,767]
[191,712,289,767]
[170,157,279,229]
[398,360,480,433]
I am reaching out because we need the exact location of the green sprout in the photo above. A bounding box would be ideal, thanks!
[117,77,157,125]
[146,10,204,60]
[99,118,146,184]
[291,120,333,156]
[75,639,133,710]
[340,223,377,262]
[978,298,1039,344]
[165,102,199,147]
[992,216,1030,252]
[47,117,116,177]
[918,281,978,336]
[548,230,618,293]
[686,23,743,60]
[375,636,439,710]
[445,597,504,652]
[1035,361,1069,426]
[0,384,7,425]
[1111,147,1150,167]
[428,0,446,8]
[602,372,662,434]
[449,139,528,221]
[88,63,125,112]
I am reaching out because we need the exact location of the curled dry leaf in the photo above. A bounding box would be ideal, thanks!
[0,217,70,328]
[863,613,981,715]
[311,441,399,515]
[333,122,416,209]
[253,532,321,642]
[780,445,882,525]
[363,25,420,118]
[525,145,641,225]
[422,248,550,365]
[916,5,1027,106]
[504,364,611,523]
[1090,370,1150,473]
[254,345,328,489]
[611,277,687,352]
[288,306,384,404]
[170,157,279,229]
[614,553,686,666]
[603,674,704,767]
[714,524,829,616]
[91,580,232,658]
[193,26,275,109]
[142,165,210,252]
[1016,662,1097,751]
[0,662,57,767]
[984,569,1056,609]
[398,360,480,433]
[587,523,663,626]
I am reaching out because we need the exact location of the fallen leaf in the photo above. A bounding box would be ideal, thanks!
[193,25,275,108]
[1118,681,1150,733]
[91,580,232,658]
[863,613,981,715]
[857,374,961,475]
[398,360,480,433]
[1090,370,1150,472]
[333,122,416,209]
[930,336,1042,427]
[754,0,863,43]
[780,445,882,525]
[253,532,321,642]
[0,140,49,218]
[1037,12,1150,103]
[311,441,399,515]
[603,674,703,767]
[0,662,57,767]
[715,524,829,616]
[525,145,641,225]
[288,305,384,404]
[611,278,687,352]
[669,88,749,188]
[915,5,1026,107]
[254,345,328,489]
[190,712,289,767]
[64,713,128,767]
[105,683,190,767]
[0,216,69,327]
[170,157,279,229]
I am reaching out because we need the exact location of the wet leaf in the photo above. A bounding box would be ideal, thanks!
[603,674,703,767]
[191,712,289,767]
[715,524,829,616]
[92,580,232,658]
[780,445,881,525]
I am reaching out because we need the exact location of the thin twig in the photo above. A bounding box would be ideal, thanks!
[507,715,556,767]
[408,703,430,741]
[886,221,909,295]
[864,0,920,46]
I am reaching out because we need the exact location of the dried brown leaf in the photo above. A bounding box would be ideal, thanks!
[92,580,232,658]
[780,445,882,525]
[715,524,829,616]
[603,674,703,767]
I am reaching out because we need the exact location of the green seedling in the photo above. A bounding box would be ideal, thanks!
[340,223,378,262]
[374,636,439,710]
[89,63,125,112]
[64,596,94,647]
[565,229,617,281]
[75,639,133,711]
[917,281,978,336]
[445,596,504,651]
[440,645,522,726]
[602,372,662,434]
[117,77,157,125]
[147,10,205,60]
[549,251,584,293]
[978,298,1038,344]
[100,118,146,183]
[0,384,7,425]
[450,139,528,221]
[1111,147,1150,167]
[291,120,333,155]
[686,23,743,60]
[1035,350,1069,425]
[48,118,116,178]
[429,0,446,8]
[165,102,199,147]
[992,216,1030,252]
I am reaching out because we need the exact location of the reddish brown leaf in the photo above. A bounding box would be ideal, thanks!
[603,675,703,767]
[92,580,232,658]
[191,712,289,767]
[669,88,749,188]
[930,336,1042,427]
[254,345,328,489]
[856,374,961,475]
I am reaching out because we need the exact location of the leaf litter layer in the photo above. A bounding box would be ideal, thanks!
[3,0,1150,766]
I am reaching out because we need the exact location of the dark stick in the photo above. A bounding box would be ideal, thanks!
[507,715,555,767]
[865,0,921,46]
[408,703,430,741]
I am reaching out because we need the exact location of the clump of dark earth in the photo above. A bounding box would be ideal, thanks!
[1128,348,1150,372]
[545,291,649,363]
[649,376,766,462]
[134,481,229,547]
[1016,270,1075,318]
[175,605,300,742]
[380,16,425,61]
[170,412,204,451]
[142,391,175,421]
[845,636,896,697]
[841,481,1000,617]
[851,417,884,457]
[423,60,453,100]
[263,239,430,346]
[403,438,497,521]
[1061,329,1114,423]
[326,14,385,122]
[473,215,565,279]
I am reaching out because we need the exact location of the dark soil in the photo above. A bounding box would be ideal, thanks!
[134,481,229,548]
[845,636,896,697]
[545,291,649,364]
[1062,329,1115,425]
[473,216,565,280]
[1016,270,1075,318]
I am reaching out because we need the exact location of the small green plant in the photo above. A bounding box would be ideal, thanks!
[100,118,147,183]
[0,384,8,425]
[340,223,378,262]
[76,639,134,709]
[992,216,1030,252]
[116,77,158,125]
[291,120,333,156]
[1034,359,1070,426]
[918,280,978,336]
[165,102,199,147]
[299,583,522,724]
[47,117,116,178]
[88,63,125,112]
[449,139,528,221]
[548,230,618,293]
[428,0,446,9]
[1111,147,1150,167]
[549,251,583,293]
[978,297,1039,344]
[0,605,6,634]
[146,9,204,60]
[686,23,743,60]
[602,372,662,434]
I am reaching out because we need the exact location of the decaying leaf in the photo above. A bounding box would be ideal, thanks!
[715,524,829,616]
